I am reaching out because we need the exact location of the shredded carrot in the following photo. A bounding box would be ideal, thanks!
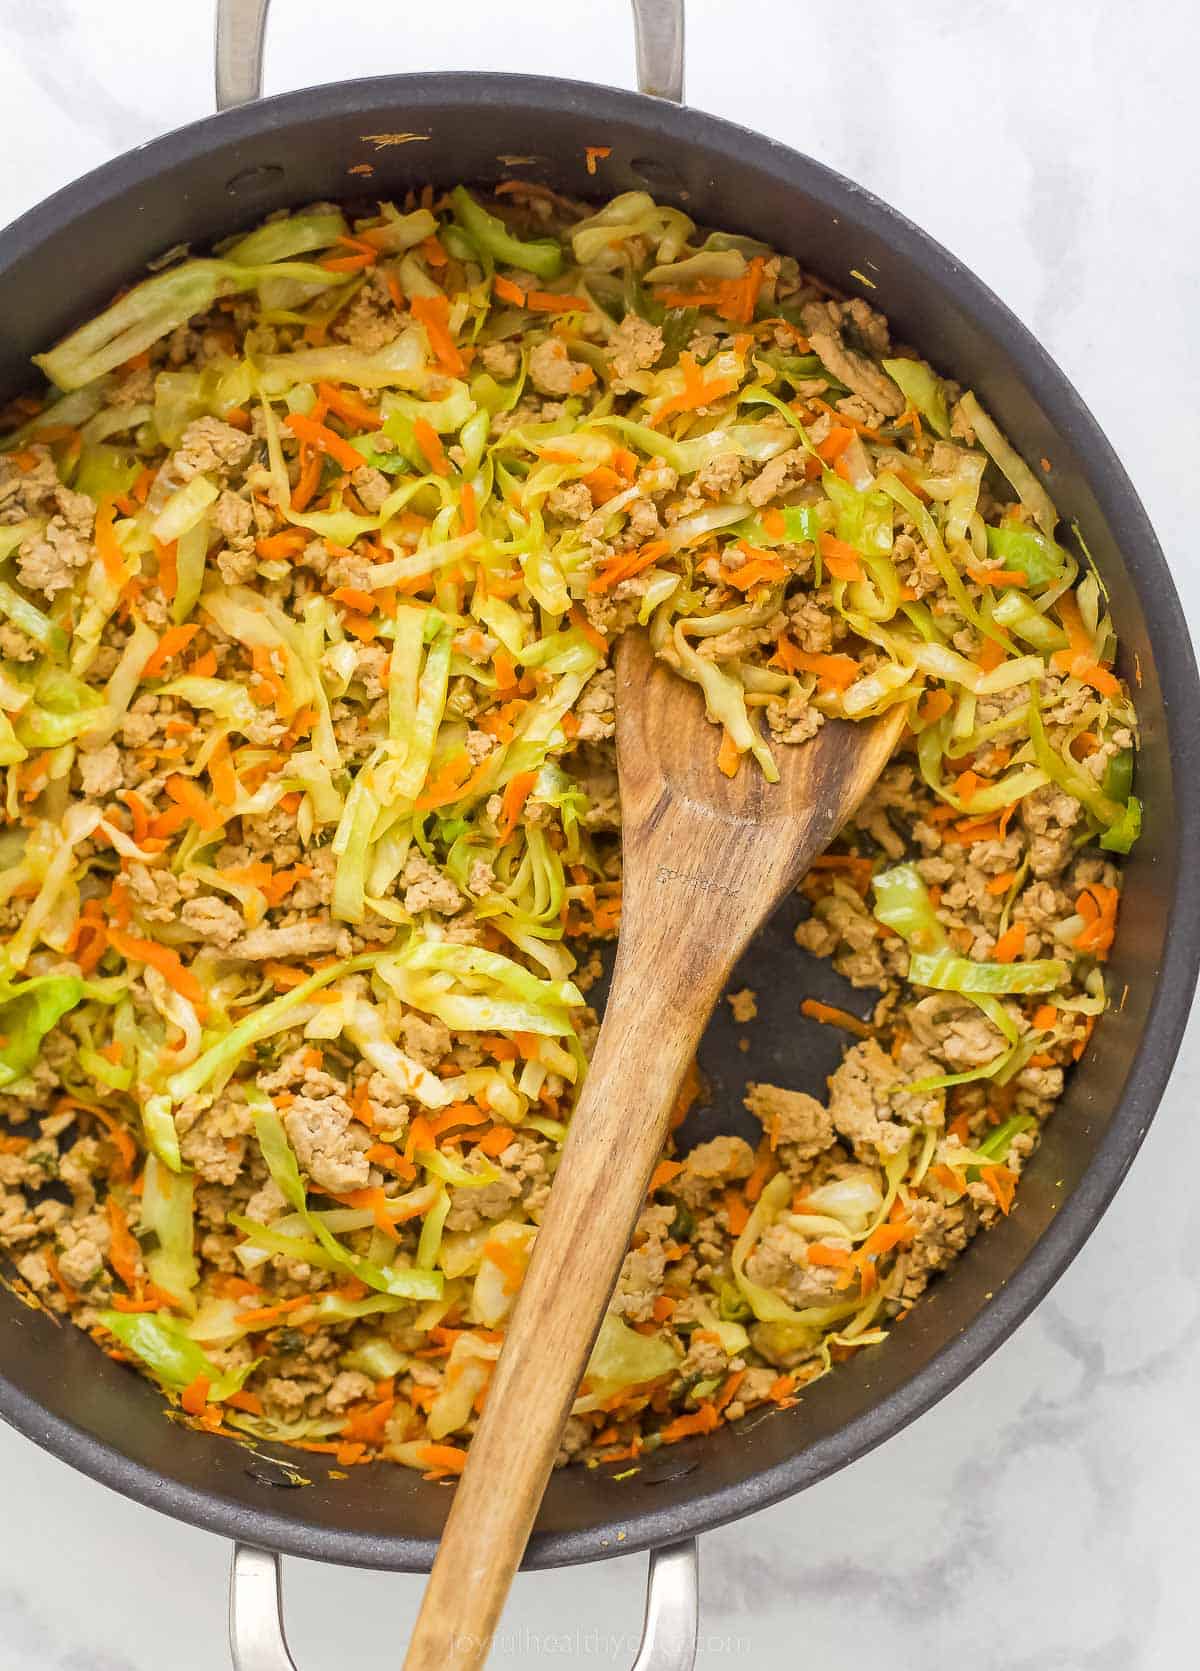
[93,496,128,584]
[105,1196,142,1290]
[654,256,764,326]
[717,729,741,778]
[148,535,178,602]
[161,773,224,833]
[249,644,295,719]
[985,870,1017,896]
[916,688,952,726]
[492,273,526,307]
[588,537,671,593]
[180,1375,210,1416]
[723,542,787,592]
[967,565,1028,587]
[225,1390,264,1416]
[363,1144,419,1183]
[584,144,612,174]
[107,927,208,1016]
[1074,883,1119,957]
[316,381,382,431]
[141,624,200,680]
[412,417,450,476]
[497,770,538,842]
[948,1110,972,1144]
[649,352,739,428]
[659,1402,721,1443]
[981,1164,1017,1215]
[976,636,1006,674]
[991,922,1027,962]
[931,1162,967,1195]
[320,235,378,273]
[1073,1014,1097,1061]
[743,1146,774,1205]
[817,533,863,581]
[800,998,873,1038]
[713,1370,747,1414]
[284,410,364,473]
[419,1443,468,1474]
[567,605,609,655]
[255,531,310,564]
[805,853,876,897]
[62,1097,136,1176]
[331,1187,403,1242]
[291,443,324,512]
[722,1189,750,1235]
[411,293,465,376]
[1050,592,1122,697]
[769,636,858,691]
[648,1160,684,1194]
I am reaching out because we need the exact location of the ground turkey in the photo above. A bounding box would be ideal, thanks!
[609,313,664,381]
[671,1136,754,1209]
[826,1039,911,1159]
[744,1083,834,1162]
[283,1091,371,1195]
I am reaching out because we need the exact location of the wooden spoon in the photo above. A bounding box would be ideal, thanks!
[403,630,906,1670]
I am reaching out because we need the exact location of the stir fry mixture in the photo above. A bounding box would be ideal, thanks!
[0,184,1139,1475]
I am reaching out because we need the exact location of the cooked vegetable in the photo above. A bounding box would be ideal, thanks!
[0,180,1136,1473]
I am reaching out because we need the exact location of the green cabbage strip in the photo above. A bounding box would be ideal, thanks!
[985,524,1067,588]
[34,258,345,390]
[881,358,951,437]
[990,588,1068,653]
[731,1173,860,1328]
[141,1155,199,1310]
[0,580,68,659]
[415,1186,452,1269]
[1025,682,1125,830]
[871,863,944,952]
[249,1108,444,1300]
[223,209,348,266]
[451,187,564,281]
[907,947,1067,996]
[98,1310,255,1400]
[958,393,1058,538]
[0,975,85,1088]
[578,1313,679,1405]
[377,938,584,1039]
[872,864,1049,1092]
[164,947,393,1104]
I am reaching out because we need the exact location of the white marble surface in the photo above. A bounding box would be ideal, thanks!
[1,2,1198,1666]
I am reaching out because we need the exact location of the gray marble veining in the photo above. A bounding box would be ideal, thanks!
[0,1,1197,1666]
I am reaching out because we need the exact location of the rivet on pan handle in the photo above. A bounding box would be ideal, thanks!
[214,0,686,110]
[228,1539,700,1671]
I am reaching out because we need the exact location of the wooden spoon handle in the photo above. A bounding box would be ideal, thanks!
[402,916,725,1669]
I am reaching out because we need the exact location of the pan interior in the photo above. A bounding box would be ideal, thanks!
[0,73,1193,1570]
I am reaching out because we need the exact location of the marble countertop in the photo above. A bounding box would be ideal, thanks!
[1,2,1197,1666]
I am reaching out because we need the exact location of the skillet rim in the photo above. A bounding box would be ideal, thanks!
[0,68,1197,1572]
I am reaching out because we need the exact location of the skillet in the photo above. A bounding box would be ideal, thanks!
[1,3,1197,1664]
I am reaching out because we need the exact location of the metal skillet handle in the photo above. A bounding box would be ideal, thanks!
[216,2,693,1665]
[214,0,684,108]
[229,1539,699,1671]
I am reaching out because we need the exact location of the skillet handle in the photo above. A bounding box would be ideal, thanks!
[214,0,685,110]
[228,1538,699,1670]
